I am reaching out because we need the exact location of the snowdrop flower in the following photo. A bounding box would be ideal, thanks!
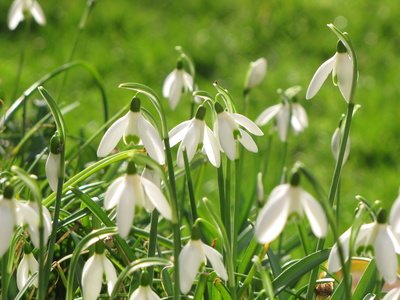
[16,243,39,291]
[244,58,267,91]
[130,270,161,300]
[46,134,61,192]
[82,252,118,300]
[8,0,46,30]
[104,162,172,238]
[0,185,19,256]
[383,288,400,300]
[169,106,221,168]
[389,192,400,235]
[306,41,353,102]
[214,102,263,161]
[331,126,350,165]
[256,99,308,142]
[97,97,165,165]
[179,226,228,294]
[328,214,400,285]
[255,172,327,244]
[163,60,194,110]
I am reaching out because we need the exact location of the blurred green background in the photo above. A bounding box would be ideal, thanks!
[1,0,399,229]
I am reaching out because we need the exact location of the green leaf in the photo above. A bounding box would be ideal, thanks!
[331,278,346,300]
[351,259,376,300]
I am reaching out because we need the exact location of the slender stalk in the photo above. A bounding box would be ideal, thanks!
[147,210,160,282]
[225,160,232,247]
[217,166,226,227]
[183,149,198,222]
[1,249,10,300]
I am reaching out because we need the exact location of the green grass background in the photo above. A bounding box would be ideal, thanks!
[1,0,400,229]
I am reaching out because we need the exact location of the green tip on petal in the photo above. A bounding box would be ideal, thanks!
[195,106,206,120]
[191,225,201,240]
[23,242,33,254]
[177,60,183,70]
[4,184,14,199]
[127,161,138,175]
[336,40,347,53]
[214,102,224,114]
[290,171,301,186]
[140,269,151,286]
[377,208,387,224]
[130,97,141,112]
[50,134,61,154]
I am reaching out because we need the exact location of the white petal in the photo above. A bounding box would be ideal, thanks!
[216,115,236,161]
[255,104,281,126]
[163,69,183,110]
[138,115,165,165]
[375,225,398,285]
[18,202,42,248]
[203,125,221,167]
[46,153,60,192]
[101,254,118,295]
[232,113,264,136]
[0,199,17,256]
[331,128,351,164]
[82,254,104,300]
[141,178,172,220]
[162,69,177,97]
[177,120,201,168]
[182,71,194,92]
[202,244,228,280]
[27,253,39,287]
[238,129,258,153]
[17,255,29,290]
[104,176,125,210]
[169,120,191,147]
[327,228,351,273]
[97,113,129,157]
[336,53,353,103]
[116,178,137,238]
[254,185,291,243]
[306,55,336,100]
[28,202,52,243]
[291,103,308,133]
[246,58,267,89]
[30,1,46,25]
[276,106,290,142]
[179,240,204,294]
[7,0,24,30]
[130,285,161,300]
[383,288,400,300]
[390,194,400,234]
[300,190,328,238]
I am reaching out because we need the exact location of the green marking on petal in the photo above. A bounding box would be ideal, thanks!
[124,134,140,145]
[130,97,141,112]
[336,40,347,54]
[233,129,242,140]
[4,184,14,199]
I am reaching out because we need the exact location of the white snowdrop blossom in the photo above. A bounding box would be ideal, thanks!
[82,252,118,300]
[97,97,165,165]
[179,226,228,294]
[130,270,161,300]
[45,134,62,192]
[0,186,19,256]
[214,102,263,161]
[255,173,327,244]
[169,106,221,168]
[163,60,194,110]
[245,58,267,90]
[306,41,353,102]
[16,245,39,291]
[331,127,350,165]
[104,162,172,238]
[383,288,400,300]
[256,100,308,142]
[328,221,400,285]
[389,192,400,235]
[8,0,46,30]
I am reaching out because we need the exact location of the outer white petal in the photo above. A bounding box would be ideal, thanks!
[238,129,258,153]
[116,176,138,238]
[276,106,290,142]
[375,225,398,285]
[179,240,205,294]
[246,58,267,89]
[28,201,52,243]
[8,0,24,30]
[300,190,328,238]
[390,194,400,234]
[138,114,165,165]
[101,254,118,295]
[97,113,129,157]
[165,70,183,110]
[383,288,400,300]
[46,153,60,192]
[255,104,281,126]
[291,103,308,133]
[141,178,172,220]
[169,120,191,147]
[202,244,228,280]
[336,53,353,103]
[104,176,125,210]
[0,199,17,256]
[231,113,264,136]
[216,114,236,161]
[327,227,351,273]
[182,71,194,92]
[30,1,46,25]
[306,55,336,100]
[27,253,39,287]
[331,128,350,164]
[162,69,177,97]
[254,184,291,243]
[17,255,29,290]
[130,285,161,300]
[18,202,42,248]
[177,120,201,168]
[203,125,221,167]
[82,254,104,300]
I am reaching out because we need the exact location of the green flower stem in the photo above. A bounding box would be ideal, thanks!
[297,218,311,256]
[232,158,240,272]
[253,255,275,300]
[193,273,209,300]
[225,160,232,247]
[1,249,10,300]
[147,209,160,282]
[183,148,198,222]
[217,166,226,230]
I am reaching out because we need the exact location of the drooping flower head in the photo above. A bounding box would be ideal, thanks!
[8,0,46,30]
[214,102,263,161]
[130,270,161,300]
[16,243,39,291]
[306,40,354,102]
[179,226,228,294]
[46,133,62,192]
[255,171,327,244]
[169,106,221,167]
[104,162,172,238]
[331,117,351,165]
[244,58,267,91]
[97,97,165,165]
